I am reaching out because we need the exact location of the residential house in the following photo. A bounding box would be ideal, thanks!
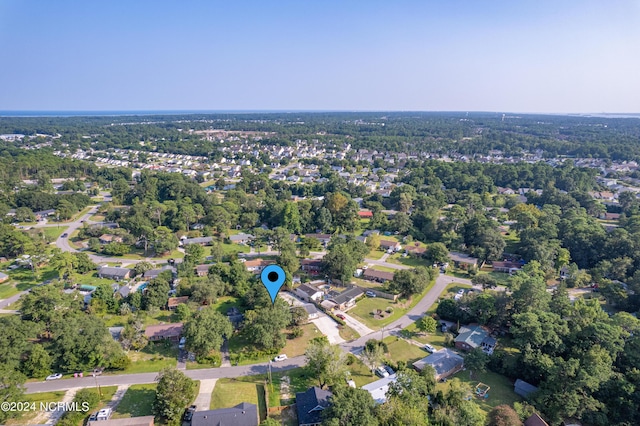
[524,413,549,426]
[99,234,123,244]
[191,402,258,426]
[195,264,211,277]
[181,236,214,246]
[514,379,539,399]
[357,210,373,218]
[88,415,155,426]
[229,233,254,245]
[143,266,175,280]
[108,326,124,342]
[405,245,426,257]
[491,261,522,274]
[34,209,55,220]
[295,284,324,302]
[454,325,496,354]
[115,285,130,298]
[379,240,401,252]
[300,259,323,274]
[296,387,333,426]
[144,323,183,342]
[412,348,464,381]
[167,296,189,310]
[362,269,395,283]
[244,258,273,274]
[98,266,131,281]
[302,303,319,320]
[0,272,8,283]
[362,375,397,404]
[305,233,332,247]
[449,252,479,269]
[329,286,364,310]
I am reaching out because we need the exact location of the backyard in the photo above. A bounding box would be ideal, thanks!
[437,371,522,415]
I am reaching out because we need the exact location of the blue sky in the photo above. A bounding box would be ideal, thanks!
[1,0,639,112]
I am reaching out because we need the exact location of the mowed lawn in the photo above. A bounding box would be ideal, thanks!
[438,371,522,415]
[383,337,429,365]
[112,384,157,418]
[349,280,435,330]
[211,377,267,419]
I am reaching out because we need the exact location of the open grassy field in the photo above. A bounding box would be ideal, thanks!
[41,226,69,241]
[229,323,321,366]
[121,341,178,374]
[349,278,435,329]
[112,384,157,418]
[366,249,385,260]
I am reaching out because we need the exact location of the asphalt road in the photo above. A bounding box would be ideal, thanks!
[26,356,306,393]
[25,271,471,393]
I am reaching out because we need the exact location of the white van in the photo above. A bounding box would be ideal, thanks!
[96,408,112,421]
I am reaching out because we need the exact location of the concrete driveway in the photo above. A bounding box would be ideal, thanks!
[340,312,374,336]
[312,315,344,344]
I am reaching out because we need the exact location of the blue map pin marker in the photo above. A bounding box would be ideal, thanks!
[261,265,286,304]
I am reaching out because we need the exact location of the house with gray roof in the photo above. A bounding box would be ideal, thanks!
[455,324,496,354]
[98,266,131,281]
[181,236,214,246]
[329,286,364,310]
[362,374,397,404]
[191,402,258,426]
[229,233,254,244]
[296,387,332,426]
[413,348,464,381]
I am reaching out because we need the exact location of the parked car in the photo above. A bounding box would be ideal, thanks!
[184,405,197,422]
[375,366,390,378]
[423,344,436,353]
[365,291,376,297]
[92,367,104,376]
[384,365,395,376]
[61,233,68,238]
[179,337,186,349]
[274,354,288,362]
[336,313,346,320]
[45,373,63,381]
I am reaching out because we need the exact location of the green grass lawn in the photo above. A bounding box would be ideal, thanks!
[211,377,265,415]
[40,226,69,241]
[89,214,106,222]
[71,272,115,287]
[229,323,321,366]
[370,265,397,273]
[338,325,360,341]
[502,230,519,254]
[366,249,385,260]
[349,280,434,329]
[438,371,522,415]
[221,243,250,255]
[478,269,511,286]
[387,253,429,268]
[4,266,59,296]
[348,357,379,387]
[0,283,19,299]
[211,296,242,316]
[383,336,429,365]
[121,340,178,374]
[112,384,157,418]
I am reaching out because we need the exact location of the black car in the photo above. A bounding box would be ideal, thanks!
[61,233,68,238]
[184,405,197,422]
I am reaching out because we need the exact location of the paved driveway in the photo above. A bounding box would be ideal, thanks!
[340,311,374,336]
[312,315,344,344]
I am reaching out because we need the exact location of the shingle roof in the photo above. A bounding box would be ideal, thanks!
[297,284,321,296]
[183,236,214,245]
[330,287,364,305]
[455,325,490,348]
[144,323,183,339]
[98,266,131,277]
[362,375,397,404]
[296,387,332,426]
[413,348,464,376]
[191,402,258,426]
[363,269,395,281]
